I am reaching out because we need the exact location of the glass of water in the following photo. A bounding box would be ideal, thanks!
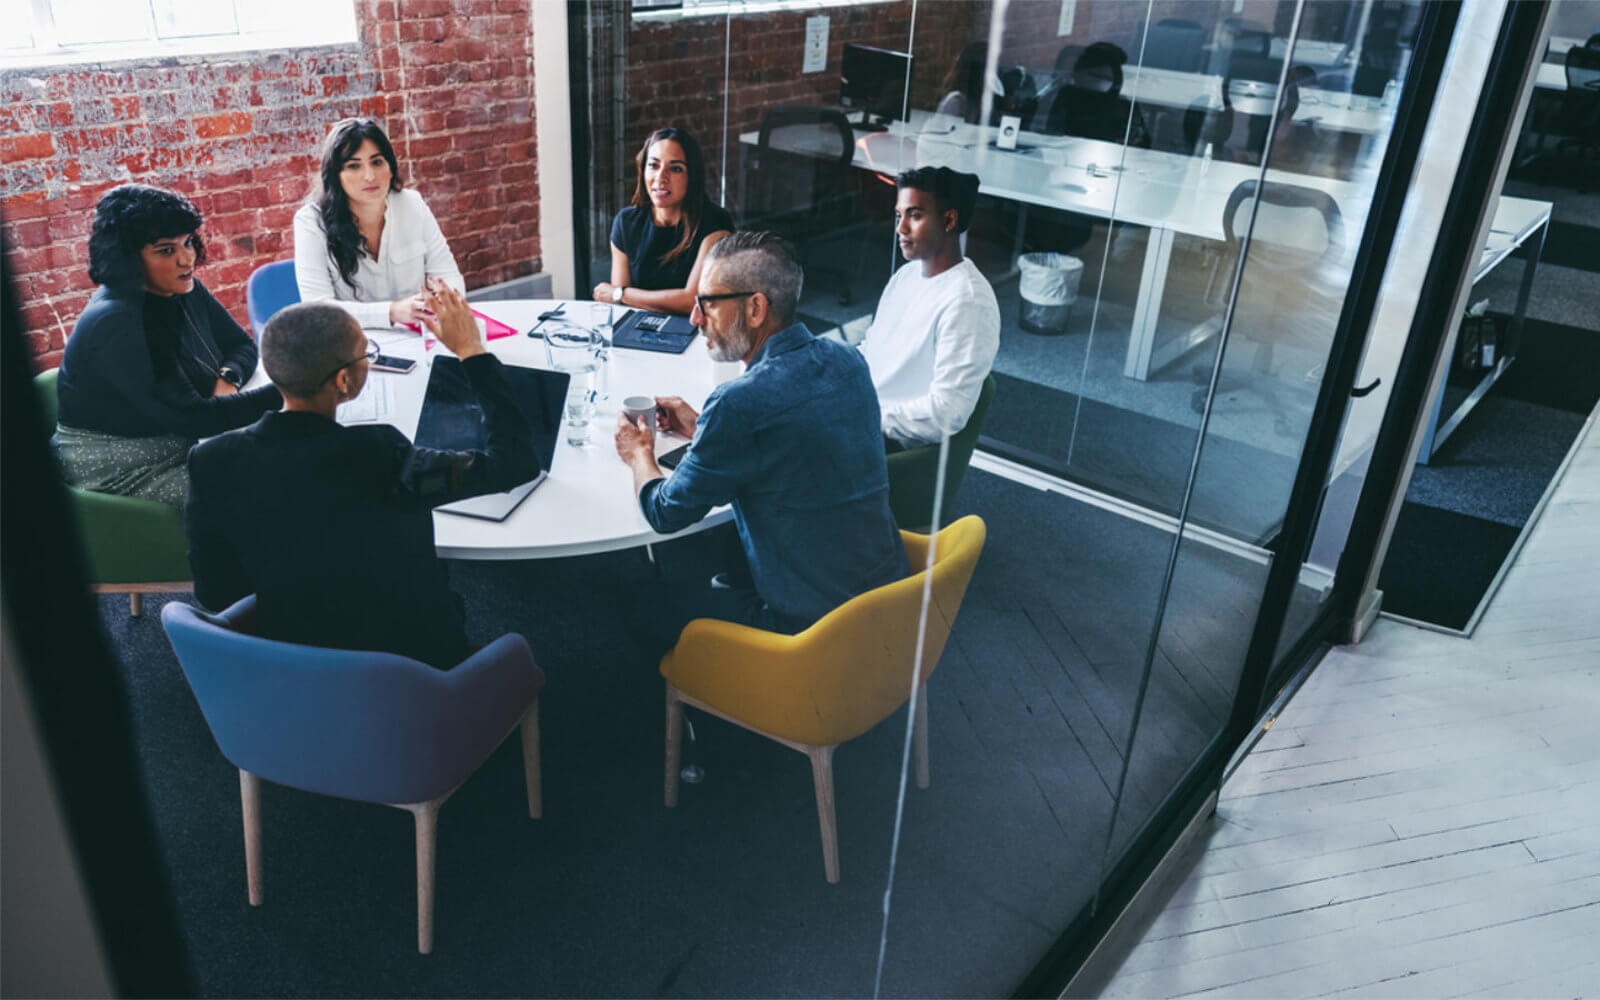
[546,324,607,447]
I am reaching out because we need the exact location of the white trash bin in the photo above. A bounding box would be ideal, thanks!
[1017,252,1083,335]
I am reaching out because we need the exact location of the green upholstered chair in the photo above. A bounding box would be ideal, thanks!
[886,374,996,531]
[35,368,192,615]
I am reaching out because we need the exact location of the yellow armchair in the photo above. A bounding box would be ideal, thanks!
[660,515,987,882]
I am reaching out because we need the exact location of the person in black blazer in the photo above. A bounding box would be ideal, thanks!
[184,288,538,668]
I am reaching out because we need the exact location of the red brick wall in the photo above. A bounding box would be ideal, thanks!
[1,0,539,372]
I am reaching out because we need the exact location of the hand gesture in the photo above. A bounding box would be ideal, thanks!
[614,413,655,465]
[420,284,485,359]
[388,292,432,327]
[654,395,698,437]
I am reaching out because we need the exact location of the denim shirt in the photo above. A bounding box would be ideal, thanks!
[640,323,908,625]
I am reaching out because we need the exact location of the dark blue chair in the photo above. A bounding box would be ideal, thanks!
[161,596,545,954]
[245,259,298,338]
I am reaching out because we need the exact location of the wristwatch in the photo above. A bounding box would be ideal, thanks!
[611,285,625,304]
[218,365,243,388]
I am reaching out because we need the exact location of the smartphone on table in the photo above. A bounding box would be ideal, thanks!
[372,353,417,374]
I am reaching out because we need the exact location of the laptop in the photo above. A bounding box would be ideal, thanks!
[612,309,698,353]
[413,357,569,521]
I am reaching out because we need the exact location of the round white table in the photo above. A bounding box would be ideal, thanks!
[351,298,734,560]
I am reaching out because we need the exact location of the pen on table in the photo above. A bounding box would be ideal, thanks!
[527,302,565,338]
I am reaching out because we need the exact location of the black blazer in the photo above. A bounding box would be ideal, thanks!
[185,354,538,668]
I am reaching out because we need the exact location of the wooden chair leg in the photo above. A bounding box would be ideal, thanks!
[914,681,931,790]
[129,592,143,617]
[239,770,263,906]
[410,799,442,955]
[807,745,840,883]
[664,683,682,808]
[520,700,542,819]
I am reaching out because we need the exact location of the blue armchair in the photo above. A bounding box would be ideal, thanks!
[245,259,298,338]
[161,596,545,954]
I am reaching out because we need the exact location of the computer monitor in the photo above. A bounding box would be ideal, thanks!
[840,42,913,128]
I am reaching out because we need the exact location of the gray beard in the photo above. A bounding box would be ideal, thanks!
[706,322,752,363]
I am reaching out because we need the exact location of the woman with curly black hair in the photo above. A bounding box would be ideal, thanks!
[54,184,282,507]
[292,117,463,329]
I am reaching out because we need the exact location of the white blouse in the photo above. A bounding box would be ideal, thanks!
[292,188,465,329]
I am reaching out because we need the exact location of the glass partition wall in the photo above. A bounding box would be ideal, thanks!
[573,0,1429,993]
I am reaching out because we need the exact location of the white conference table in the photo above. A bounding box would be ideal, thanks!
[761,112,1369,379]
[1117,64,1394,136]
[348,299,733,560]
[1536,61,1567,92]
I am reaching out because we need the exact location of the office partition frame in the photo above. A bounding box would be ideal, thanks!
[559,2,1542,996]
[1022,0,1520,992]
[1336,0,1552,645]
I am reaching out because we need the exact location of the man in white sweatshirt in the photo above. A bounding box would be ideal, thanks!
[858,166,1000,449]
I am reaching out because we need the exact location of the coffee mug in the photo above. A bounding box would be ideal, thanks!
[621,395,657,434]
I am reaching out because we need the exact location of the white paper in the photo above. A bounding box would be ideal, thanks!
[1057,0,1076,36]
[803,15,829,74]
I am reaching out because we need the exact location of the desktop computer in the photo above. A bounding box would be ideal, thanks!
[840,42,913,130]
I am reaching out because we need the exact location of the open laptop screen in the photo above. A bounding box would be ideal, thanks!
[413,357,568,520]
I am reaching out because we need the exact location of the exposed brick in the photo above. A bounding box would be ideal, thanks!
[0,133,55,163]
[193,111,254,140]
[6,0,542,365]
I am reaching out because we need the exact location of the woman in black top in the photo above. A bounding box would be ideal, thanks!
[53,184,282,507]
[593,126,734,316]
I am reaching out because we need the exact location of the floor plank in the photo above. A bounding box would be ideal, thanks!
[1099,415,1600,998]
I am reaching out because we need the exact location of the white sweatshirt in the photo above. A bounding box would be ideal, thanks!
[859,257,1000,447]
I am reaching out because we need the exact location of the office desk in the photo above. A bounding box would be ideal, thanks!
[1119,64,1394,136]
[1418,196,1552,463]
[750,113,1366,380]
[1536,61,1567,92]
[347,300,732,559]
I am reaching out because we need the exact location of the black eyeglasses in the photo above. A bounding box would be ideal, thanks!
[320,337,380,384]
[694,291,757,314]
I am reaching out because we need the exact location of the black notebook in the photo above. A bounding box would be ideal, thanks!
[612,309,698,353]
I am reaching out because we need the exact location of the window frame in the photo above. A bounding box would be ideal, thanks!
[0,0,358,70]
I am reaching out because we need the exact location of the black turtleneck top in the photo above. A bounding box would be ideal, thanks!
[57,280,281,439]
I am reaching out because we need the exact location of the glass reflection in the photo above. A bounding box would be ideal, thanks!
[570,0,1423,994]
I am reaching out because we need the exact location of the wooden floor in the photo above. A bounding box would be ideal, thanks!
[1099,413,1600,999]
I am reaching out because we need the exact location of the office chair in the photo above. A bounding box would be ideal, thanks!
[162,596,545,954]
[660,516,986,882]
[1192,179,1345,435]
[1556,45,1600,187]
[886,374,996,530]
[245,259,299,338]
[1140,18,1206,73]
[34,368,192,616]
[742,106,863,304]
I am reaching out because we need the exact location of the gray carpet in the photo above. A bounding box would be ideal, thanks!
[104,469,1273,996]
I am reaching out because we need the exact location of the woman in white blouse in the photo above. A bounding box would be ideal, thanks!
[293,117,464,329]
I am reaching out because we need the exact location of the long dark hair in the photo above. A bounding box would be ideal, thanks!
[630,126,714,265]
[86,184,208,292]
[315,117,403,289]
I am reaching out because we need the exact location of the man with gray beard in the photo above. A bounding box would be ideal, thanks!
[614,231,906,650]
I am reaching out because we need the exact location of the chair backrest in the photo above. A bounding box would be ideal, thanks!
[887,374,996,528]
[245,259,299,338]
[1223,179,1343,261]
[1141,19,1206,73]
[1567,43,1600,92]
[161,599,536,805]
[745,106,855,235]
[34,367,59,431]
[790,515,987,745]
